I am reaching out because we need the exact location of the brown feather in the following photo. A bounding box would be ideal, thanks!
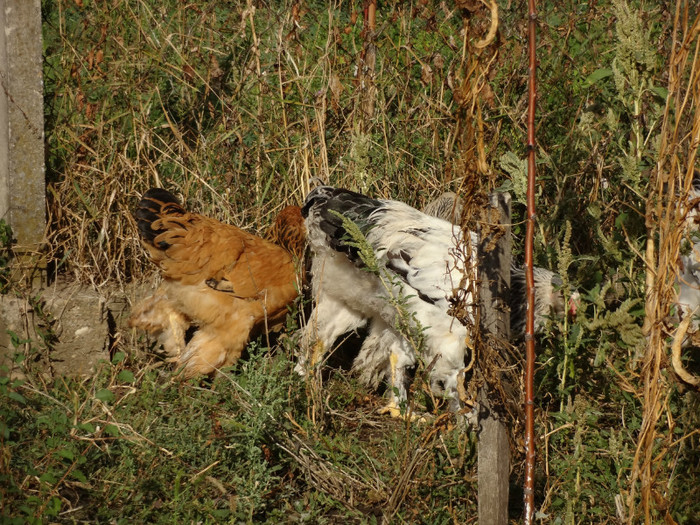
[130,188,304,378]
[266,205,306,260]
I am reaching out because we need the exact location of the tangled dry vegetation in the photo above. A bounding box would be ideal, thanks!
[0,0,698,522]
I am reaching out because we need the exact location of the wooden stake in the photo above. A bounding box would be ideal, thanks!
[477,192,512,525]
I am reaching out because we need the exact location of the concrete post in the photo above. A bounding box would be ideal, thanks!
[0,0,46,283]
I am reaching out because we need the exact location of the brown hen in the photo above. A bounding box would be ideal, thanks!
[129,188,304,378]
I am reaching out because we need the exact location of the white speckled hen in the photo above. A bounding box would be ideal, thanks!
[298,186,478,416]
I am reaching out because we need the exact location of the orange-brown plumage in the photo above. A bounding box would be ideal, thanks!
[267,205,306,261]
[129,188,304,378]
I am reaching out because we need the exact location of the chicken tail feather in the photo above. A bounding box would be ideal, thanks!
[135,188,187,249]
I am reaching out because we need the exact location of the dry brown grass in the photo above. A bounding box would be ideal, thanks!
[632,4,700,523]
[43,1,478,289]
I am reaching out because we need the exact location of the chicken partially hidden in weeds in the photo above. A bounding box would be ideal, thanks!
[298,185,478,419]
[129,188,305,378]
[423,191,579,338]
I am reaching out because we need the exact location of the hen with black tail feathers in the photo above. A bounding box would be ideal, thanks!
[129,188,304,378]
[298,185,478,417]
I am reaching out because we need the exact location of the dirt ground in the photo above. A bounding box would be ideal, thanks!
[0,277,156,378]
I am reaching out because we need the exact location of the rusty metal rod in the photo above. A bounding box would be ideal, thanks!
[524,0,539,523]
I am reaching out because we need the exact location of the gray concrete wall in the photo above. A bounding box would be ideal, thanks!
[0,0,46,253]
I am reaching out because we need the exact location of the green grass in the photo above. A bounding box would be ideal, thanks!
[0,345,480,523]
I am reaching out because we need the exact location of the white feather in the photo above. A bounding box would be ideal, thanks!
[424,191,579,336]
[299,187,478,412]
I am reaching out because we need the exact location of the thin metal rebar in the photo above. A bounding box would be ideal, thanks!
[524,1,538,523]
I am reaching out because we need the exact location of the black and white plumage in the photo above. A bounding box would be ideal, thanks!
[298,186,478,415]
[423,191,578,336]
[509,266,578,336]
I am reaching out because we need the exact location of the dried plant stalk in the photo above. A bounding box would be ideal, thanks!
[630,3,700,522]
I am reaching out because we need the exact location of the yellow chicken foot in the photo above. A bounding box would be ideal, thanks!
[377,351,431,422]
[377,400,430,423]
